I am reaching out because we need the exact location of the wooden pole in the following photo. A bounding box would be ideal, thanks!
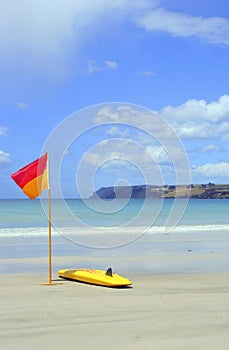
[48,186,52,284]
[41,152,62,285]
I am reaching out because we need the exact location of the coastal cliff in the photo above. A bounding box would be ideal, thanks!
[91,183,229,199]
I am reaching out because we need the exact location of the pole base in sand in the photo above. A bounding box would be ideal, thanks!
[41,281,63,286]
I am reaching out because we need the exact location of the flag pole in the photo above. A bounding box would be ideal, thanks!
[47,151,53,284]
[48,186,52,284]
[42,152,62,285]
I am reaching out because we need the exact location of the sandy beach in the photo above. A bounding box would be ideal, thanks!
[1,270,229,350]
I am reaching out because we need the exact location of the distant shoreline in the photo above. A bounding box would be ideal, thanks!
[91,183,229,199]
[1,183,229,200]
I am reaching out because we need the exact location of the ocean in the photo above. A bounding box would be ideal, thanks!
[0,198,229,274]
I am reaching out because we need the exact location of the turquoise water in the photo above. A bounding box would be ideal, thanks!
[1,198,229,228]
[0,198,229,274]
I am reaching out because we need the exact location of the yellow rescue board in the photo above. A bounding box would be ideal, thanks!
[58,268,132,287]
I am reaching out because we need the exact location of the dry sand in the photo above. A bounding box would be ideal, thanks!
[0,271,229,350]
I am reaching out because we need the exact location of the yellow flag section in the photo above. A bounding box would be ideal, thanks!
[11,153,48,199]
[58,268,132,287]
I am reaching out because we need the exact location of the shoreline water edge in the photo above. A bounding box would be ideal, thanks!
[0,198,229,276]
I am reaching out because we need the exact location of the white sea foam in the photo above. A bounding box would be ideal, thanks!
[0,223,229,238]
[0,227,52,238]
[147,223,229,234]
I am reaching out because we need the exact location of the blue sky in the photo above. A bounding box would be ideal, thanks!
[1,0,229,199]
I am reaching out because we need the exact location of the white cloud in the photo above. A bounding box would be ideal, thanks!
[80,134,189,187]
[174,120,229,139]
[86,60,118,74]
[161,95,229,123]
[93,104,190,171]
[105,61,118,70]
[0,150,10,164]
[82,138,159,173]
[0,0,153,77]
[136,7,229,45]
[200,144,219,153]
[86,61,102,74]
[94,105,173,139]
[17,102,29,109]
[192,162,229,178]
[145,145,188,165]
[139,70,155,77]
[160,95,229,139]
[94,106,123,123]
[106,126,129,137]
[145,145,170,164]
[222,132,229,142]
[1,1,227,81]
[0,126,8,137]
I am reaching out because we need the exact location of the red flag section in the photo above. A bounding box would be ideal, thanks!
[11,153,48,199]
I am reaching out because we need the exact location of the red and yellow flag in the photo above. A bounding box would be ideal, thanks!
[11,153,48,199]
